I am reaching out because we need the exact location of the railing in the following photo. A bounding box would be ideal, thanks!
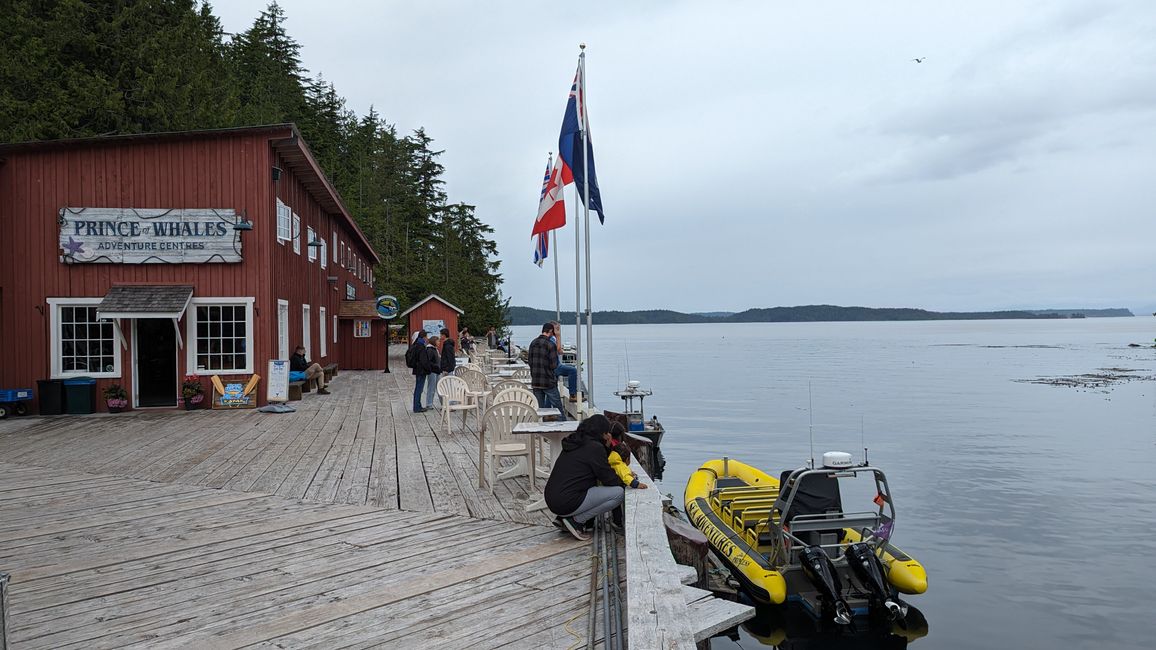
[623,464,700,649]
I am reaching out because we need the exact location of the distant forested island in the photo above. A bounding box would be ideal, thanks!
[506,305,1134,326]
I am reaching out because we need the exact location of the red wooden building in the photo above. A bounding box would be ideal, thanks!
[0,124,380,412]
[335,300,389,370]
[401,294,463,341]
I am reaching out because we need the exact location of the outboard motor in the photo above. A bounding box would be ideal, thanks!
[845,542,904,619]
[800,545,852,624]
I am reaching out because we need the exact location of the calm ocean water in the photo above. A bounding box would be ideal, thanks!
[512,318,1156,649]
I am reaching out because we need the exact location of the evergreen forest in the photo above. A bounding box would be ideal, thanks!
[0,0,508,330]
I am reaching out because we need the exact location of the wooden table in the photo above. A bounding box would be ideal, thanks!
[511,420,580,512]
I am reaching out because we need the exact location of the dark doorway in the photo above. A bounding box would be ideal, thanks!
[136,318,177,407]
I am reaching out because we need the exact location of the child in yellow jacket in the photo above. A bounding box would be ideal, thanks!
[609,422,648,490]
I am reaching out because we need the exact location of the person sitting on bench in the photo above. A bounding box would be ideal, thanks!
[290,345,330,395]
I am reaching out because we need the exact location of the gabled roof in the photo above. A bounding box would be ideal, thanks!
[399,294,465,318]
[0,124,379,265]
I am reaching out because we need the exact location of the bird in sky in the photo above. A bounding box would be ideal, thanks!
[912,57,927,63]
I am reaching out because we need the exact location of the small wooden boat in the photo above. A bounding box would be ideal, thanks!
[685,453,927,624]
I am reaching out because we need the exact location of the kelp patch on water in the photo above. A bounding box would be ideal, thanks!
[1017,367,1155,389]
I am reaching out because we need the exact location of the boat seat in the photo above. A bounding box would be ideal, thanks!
[715,477,748,489]
[778,469,846,546]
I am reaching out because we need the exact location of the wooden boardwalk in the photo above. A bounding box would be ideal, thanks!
[0,371,551,526]
[0,371,608,648]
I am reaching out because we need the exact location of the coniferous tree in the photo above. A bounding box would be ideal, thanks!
[0,0,510,330]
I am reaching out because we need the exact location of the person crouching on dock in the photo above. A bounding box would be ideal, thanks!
[545,414,643,541]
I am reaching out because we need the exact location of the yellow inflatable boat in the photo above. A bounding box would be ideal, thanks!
[685,453,927,624]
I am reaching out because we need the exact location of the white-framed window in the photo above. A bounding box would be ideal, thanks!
[292,213,301,255]
[354,319,371,338]
[277,199,291,243]
[333,315,338,344]
[346,283,356,300]
[186,297,255,375]
[332,230,337,263]
[319,306,327,358]
[277,299,289,360]
[307,226,317,263]
[320,238,327,269]
[302,304,311,359]
[48,298,121,379]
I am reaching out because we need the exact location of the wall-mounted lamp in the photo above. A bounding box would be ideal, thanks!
[233,210,254,230]
[307,237,324,248]
[272,166,283,182]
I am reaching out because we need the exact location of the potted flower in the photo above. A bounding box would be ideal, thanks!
[103,384,128,413]
[181,374,205,410]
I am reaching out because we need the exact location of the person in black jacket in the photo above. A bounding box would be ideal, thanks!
[290,345,330,395]
[544,414,625,540]
[439,328,456,375]
[411,331,439,413]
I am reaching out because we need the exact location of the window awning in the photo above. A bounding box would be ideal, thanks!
[97,285,194,320]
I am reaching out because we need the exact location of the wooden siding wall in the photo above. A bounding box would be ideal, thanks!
[336,318,387,370]
[268,150,375,370]
[406,302,460,345]
[0,131,377,412]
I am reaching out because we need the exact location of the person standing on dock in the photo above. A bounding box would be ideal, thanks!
[424,334,442,409]
[550,320,580,402]
[529,322,567,419]
[545,414,626,541]
[439,328,457,377]
[409,331,437,413]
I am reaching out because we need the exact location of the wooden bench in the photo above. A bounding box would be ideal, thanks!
[288,381,306,401]
[323,363,338,381]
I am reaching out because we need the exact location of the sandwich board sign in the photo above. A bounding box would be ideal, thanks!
[267,360,290,403]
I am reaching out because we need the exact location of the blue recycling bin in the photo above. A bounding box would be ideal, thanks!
[63,377,97,415]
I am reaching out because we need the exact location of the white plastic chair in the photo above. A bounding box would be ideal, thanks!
[480,401,540,494]
[457,367,490,427]
[489,379,525,396]
[492,387,536,407]
[435,375,478,436]
[493,386,557,468]
[512,368,531,382]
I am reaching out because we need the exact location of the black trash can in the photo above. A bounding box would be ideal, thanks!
[63,377,96,415]
[36,379,65,415]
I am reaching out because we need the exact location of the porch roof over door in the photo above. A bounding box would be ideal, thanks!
[96,285,194,320]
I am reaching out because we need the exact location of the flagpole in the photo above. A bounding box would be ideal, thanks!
[552,229,560,323]
[573,176,582,385]
[579,44,595,406]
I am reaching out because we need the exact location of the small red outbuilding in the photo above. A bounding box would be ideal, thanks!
[401,294,463,342]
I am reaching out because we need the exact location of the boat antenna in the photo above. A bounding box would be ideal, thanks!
[861,414,868,465]
[808,381,815,468]
[624,342,631,383]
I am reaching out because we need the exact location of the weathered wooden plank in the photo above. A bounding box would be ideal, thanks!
[684,586,756,642]
[625,463,703,650]
[365,378,399,510]
[392,392,434,513]
[163,535,584,648]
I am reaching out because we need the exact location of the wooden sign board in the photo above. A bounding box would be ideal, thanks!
[210,375,260,410]
[267,360,290,403]
[58,207,243,264]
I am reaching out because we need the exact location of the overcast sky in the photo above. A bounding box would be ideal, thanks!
[215,1,1156,313]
